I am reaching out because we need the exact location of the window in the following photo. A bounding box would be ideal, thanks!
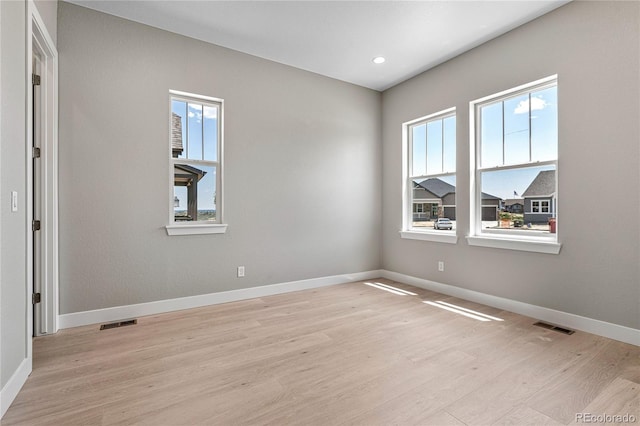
[531,200,550,213]
[166,90,226,236]
[469,76,559,253]
[402,108,457,243]
[413,203,426,215]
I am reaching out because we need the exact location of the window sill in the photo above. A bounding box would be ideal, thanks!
[466,235,561,254]
[400,230,458,244]
[166,223,228,236]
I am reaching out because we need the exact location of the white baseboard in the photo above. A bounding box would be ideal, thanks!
[381,270,640,347]
[58,270,383,329]
[1,358,31,418]
[57,268,638,347]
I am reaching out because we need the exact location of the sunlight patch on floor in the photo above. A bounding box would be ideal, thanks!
[424,300,504,322]
[364,282,418,296]
[434,301,504,321]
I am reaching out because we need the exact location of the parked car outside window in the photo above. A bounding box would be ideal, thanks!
[434,218,453,230]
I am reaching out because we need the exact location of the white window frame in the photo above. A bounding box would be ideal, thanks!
[541,200,550,213]
[532,200,540,213]
[166,90,227,236]
[401,107,457,244]
[468,76,560,254]
[530,199,552,214]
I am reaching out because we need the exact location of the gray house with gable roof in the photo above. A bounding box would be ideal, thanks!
[413,178,501,221]
[522,170,556,224]
[413,178,457,220]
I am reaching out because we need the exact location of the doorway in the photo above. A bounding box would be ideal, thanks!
[32,51,42,335]
[29,8,58,338]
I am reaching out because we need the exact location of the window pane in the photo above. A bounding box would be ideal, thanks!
[411,124,426,177]
[504,94,530,165]
[173,185,188,220]
[171,100,187,159]
[531,86,558,162]
[203,105,218,161]
[443,116,456,173]
[426,120,443,174]
[479,165,555,233]
[480,102,503,168]
[187,103,203,160]
[196,165,216,221]
[173,163,217,222]
[411,175,456,230]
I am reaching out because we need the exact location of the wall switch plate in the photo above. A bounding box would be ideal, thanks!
[237,266,245,278]
[438,261,444,272]
[11,191,18,212]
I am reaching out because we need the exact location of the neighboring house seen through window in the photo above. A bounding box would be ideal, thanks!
[470,76,558,243]
[166,90,226,236]
[403,108,456,238]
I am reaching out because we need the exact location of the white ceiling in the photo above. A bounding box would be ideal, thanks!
[65,0,569,91]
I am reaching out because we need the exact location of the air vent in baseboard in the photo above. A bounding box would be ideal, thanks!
[100,319,137,330]
[533,321,575,335]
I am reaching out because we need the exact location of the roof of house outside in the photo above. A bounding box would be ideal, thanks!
[481,191,501,200]
[416,177,501,200]
[522,170,556,197]
[175,163,207,180]
[416,178,454,198]
[505,198,524,206]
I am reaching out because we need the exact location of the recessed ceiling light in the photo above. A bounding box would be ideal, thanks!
[372,56,386,64]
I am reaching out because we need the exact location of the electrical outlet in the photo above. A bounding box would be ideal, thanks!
[11,191,18,212]
[237,266,245,278]
[438,261,444,272]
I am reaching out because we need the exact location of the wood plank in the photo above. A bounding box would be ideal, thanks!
[493,405,564,425]
[526,339,639,424]
[567,377,639,425]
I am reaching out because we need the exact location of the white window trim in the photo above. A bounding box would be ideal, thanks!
[468,75,560,254]
[400,230,458,244]
[532,200,541,213]
[466,235,561,254]
[166,90,227,236]
[166,223,228,236]
[413,203,426,213]
[402,107,457,244]
[530,199,551,214]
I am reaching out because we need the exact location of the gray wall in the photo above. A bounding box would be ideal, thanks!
[382,1,639,329]
[1,0,27,389]
[57,3,382,314]
[33,0,57,46]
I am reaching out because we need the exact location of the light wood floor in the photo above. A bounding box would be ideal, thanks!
[3,279,639,425]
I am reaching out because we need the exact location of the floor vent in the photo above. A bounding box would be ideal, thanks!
[533,321,575,335]
[100,319,137,330]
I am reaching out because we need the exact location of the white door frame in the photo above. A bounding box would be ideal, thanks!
[27,1,58,340]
